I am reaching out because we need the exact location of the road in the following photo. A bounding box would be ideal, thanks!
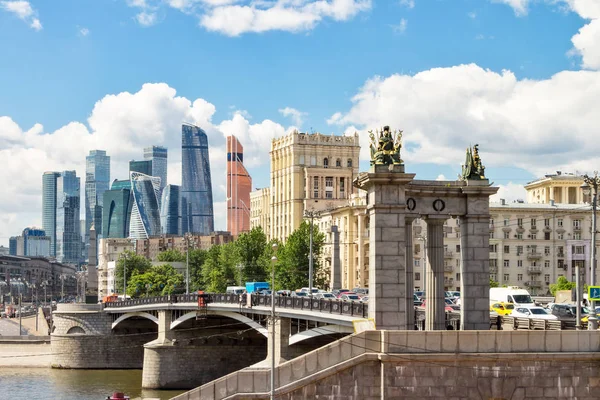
[0,318,29,336]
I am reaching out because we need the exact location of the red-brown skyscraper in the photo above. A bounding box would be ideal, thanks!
[227,135,252,237]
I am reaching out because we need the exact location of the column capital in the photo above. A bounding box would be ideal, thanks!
[423,216,446,225]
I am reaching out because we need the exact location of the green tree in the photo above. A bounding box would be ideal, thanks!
[188,248,208,290]
[127,264,185,298]
[275,221,325,291]
[115,251,152,295]
[157,249,186,262]
[201,243,239,292]
[549,276,576,296]
[235,226,270,283]
[489,277,499,288]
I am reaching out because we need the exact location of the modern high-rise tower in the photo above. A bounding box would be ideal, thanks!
[181,123,214,235]
[144,146,168,199]
[226,135,252,237]
[85,150,110,253]
[56,170,81,264]
[129,160,153,176]
[161,184,180,235]
[42,171,60,256]
[129,171,162,239]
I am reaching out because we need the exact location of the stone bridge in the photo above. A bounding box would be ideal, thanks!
[51,293,364,389]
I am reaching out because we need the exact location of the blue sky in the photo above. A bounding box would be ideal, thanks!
[1,0,600,244]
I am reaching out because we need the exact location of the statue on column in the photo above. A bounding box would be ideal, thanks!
[461,144,486,180]
[369,126,403,166]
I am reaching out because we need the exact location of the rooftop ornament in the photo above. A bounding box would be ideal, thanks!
[461,144,486,181]
[369,126,403,166]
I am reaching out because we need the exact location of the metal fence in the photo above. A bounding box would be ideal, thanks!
[104,293,369,319]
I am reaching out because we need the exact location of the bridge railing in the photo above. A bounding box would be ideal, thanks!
[104,293,368,318]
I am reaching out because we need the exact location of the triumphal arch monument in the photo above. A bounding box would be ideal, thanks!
[354,126,498,330]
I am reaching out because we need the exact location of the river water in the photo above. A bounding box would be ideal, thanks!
[0,368,185,400]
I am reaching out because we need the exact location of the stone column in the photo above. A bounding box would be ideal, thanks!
[405,217,415,329]
[425,217,446,330]
[357,213,365,287]
[156,310,174,343]
[330,225,341,290]
[267,316,291,365]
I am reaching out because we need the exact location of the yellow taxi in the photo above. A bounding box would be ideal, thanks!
[490,302,515,316]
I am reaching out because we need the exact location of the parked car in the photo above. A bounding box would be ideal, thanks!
[332,289,350,297]
[340,294,361,302]
[420,300,454,312]
[413,294,422,306]
[490,302,514,316]
[414,291,425,301]
[337,291,357,299]
[511,306,558,320]
[352,288,369,296]
[547,303,592,322]
[314,293,336,300]
[290,291,308,297]
[360,296,369,303]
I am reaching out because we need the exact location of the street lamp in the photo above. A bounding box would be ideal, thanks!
[582,172,600,330]
[304,209,320,296]
[270,242,278,400]
[59,274,67,303]
[119,252,132,300]
[184,233,196,294]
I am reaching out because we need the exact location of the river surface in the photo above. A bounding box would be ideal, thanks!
[0,368,186,400]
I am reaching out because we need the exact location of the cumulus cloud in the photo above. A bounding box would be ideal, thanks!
[492,0,530,16]
[328,64,600,177]
[0,83,293,241]
[567,0,600,70]
[490,183,527,203]
[399,0,414,9]
[278,107,307,127]
[79,27,90,36]
[1,1,42,30]
[391,18,407,34]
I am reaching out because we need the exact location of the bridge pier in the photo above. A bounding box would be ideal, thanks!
[267,317,291,365]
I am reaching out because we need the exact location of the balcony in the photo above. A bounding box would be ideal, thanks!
[527,265,542,274]
[444,250,453,258]
[489,266,498,274]
[444,265,454,273]
[557,252,565,258]
[526,252,542,260]
[525,280,542,288]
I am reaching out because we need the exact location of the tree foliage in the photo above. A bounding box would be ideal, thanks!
[201,243,239,292]
[235,227,270,283]
[549,276,576,296]
[127,264,184,298]
[188,248,208,291]
[275,221,325,291]
[489,277,499,288]
[115,251,152,294]
[157,249,186,262]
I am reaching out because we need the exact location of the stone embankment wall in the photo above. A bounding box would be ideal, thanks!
[0,338,51,367]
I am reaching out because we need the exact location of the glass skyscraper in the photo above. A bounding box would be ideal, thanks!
[144,146,168,200]
[227,135,252,236]
[181,123,214,235]
[129,160,153,176]
[102,187,132,239]
[129,171,162,239]
[161,184,180,235]
[85,150,110,253]
[55,171,81,264]
[42,171,60,256]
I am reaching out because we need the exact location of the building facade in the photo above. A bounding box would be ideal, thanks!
[102,184,133,239]
[181,123,214,235]
[19,228,51,257]
[97,238,134,299]
[134,232,233,261]
[129,172,162,239]
[525,172,589,204]
[55,171,81,265]
[259,131,360,242]
[161,184,180,235]
[129,160,153,177]
[227,135,252,237]
[144,145,168,201]
[42,171,60,256]
[250,187,271,233]
[85,150,110,254]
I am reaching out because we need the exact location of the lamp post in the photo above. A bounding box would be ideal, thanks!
[582,172,600,330]
[270,242,278,400]
[184,233,195,294]
[119,252,131,300]
[59,274,66,303]
[304,209,320,296]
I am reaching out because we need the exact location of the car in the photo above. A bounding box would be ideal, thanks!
[332,289,350,297]
[490,302,514,316]
[511,306,558,320]
[352,288,369,295]
[420,300,454,312]
[360,296,369,303]
[313,293,336,300]
[340,294,361,302]
[337,291,357,298]
[414,291,425,301]
[413,294,422,306]
[290,291,308,297]
[547,303,593,322]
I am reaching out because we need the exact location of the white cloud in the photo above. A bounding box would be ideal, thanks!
[490,183,527,203]
[566,0,600,70]
[1,1,42,30]
[467,11,477,19]
[0,83,294,242]
[136,11,158,26]
[492,0,530,16]
[79,27,90,36]
[328,63,600,178]
[399,0,414,9]
[391,18,407,34]
[435,174,446,181]
[278,107,307,127]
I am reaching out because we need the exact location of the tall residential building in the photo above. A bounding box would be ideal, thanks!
[161,184,180,235]
[250,187,271,233]
[181,123,214,235]
[144,146,168,199]
[85,150,110,253]
[42,171,60,256]
[129,160,153,177]
[263,131,360,241]
[129,171,162,239]
[102,184,132,239]
[56,171,81,264]
[9,237,18,256]
[20,228,51,257]
[226,135,252,237]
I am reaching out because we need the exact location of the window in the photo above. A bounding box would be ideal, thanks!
[490,274,497,281]
[504,231,510,239]
[490,231,495,239]
[544,218,550,227]
[313,177,319,198]
[490,244,498,252]
[531,218,537,228]
[544,232,551,240]
[503,274,509,282]
[573,219,581,228]
[574,232,581,240]
[517,218,523,227]
[456,273,461,281]
[415,272,421,281]
[335,158,341,167]
[544,246,550,255]
[558,232,564,240]
[504,260,510,268]
[518,260,523,267]
[545,274,550,283]
[558,218,563,227]
[530,233,537,240]
[325,177,333,199]
[299,155,305,165]
[490,219,495,227]
[517,274,523,281]
[544,260,550,268]
[415,244,421,254]
[574,245,585,254]
[456,245,461,252]
[323,158,329,168]
[490,259,498,267]
[517,233,523,240]
[504,245,510,254]
[347,159,352,167]
[340,178,345,198]
[517,246,523,255]
[504,218,509,226]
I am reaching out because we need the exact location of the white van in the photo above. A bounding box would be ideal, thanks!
[226,286,246,295]
[490,287,534,306]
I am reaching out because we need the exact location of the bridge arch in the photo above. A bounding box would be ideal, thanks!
[170,311,268,337]
[66,326,86,334]
[289,325,354,345]
[112,312,159,329]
